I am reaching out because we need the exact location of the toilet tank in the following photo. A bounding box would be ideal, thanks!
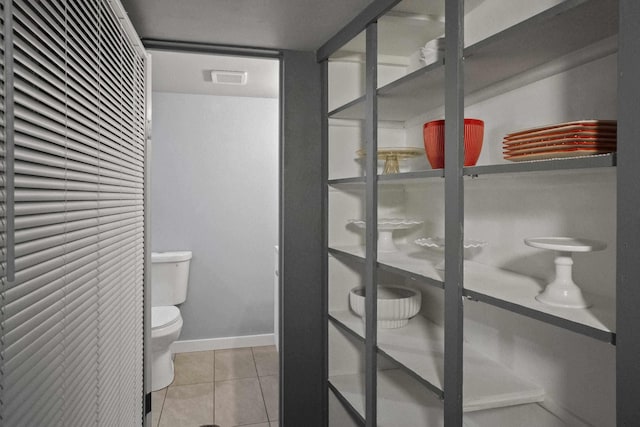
[151,251,192,306]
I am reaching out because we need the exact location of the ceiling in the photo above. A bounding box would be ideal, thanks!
[122,0,377,97]
[121,0,376,51]
[129,0,485,97]
[150,50,279,98]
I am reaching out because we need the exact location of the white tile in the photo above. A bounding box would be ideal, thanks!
[173,350,214,385]
[215,348,258,380]
[151,388,167,427]
[253,346,279,377]
[159,383,214,427]
[215,377,268,427]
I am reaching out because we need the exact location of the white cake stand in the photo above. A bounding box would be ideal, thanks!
[524,237,607,309]
[414,237,487,270]
[349,219,423,252]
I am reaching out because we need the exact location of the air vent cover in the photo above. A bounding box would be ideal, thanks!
[210,70,248,85]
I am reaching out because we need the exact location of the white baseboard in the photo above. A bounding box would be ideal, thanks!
[171,333,276,353]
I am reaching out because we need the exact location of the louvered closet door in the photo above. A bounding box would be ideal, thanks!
[0,1,147,426]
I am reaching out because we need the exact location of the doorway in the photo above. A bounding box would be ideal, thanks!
[148,49,280,427]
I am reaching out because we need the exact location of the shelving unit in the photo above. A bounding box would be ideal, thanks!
[330,244,616,342]
[328,0,617,122]
[320,0,633,426]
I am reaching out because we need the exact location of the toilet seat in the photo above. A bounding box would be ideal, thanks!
[152,306,181,329]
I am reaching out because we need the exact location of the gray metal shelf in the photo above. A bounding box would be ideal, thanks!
[330,309,549,412]
[377,261,444,290]
[328,247,366,264]
[328,0,617,122]
[464,153,617,175]
[329,153,616,186]
[464,289,616,344]
[329,246,444,289]
[328,59,443,120]
[328,313,445,399]
[328,380,366,426]
[328,95,365,119]
[377,169,443,182]
[328,176,366,185]
[329,246,615,344]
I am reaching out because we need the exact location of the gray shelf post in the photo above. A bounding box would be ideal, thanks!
[280,50,325,427]
[321,58,330,427]
[616,0,640,425]
[444,0,465,425]
[364,22,379,427]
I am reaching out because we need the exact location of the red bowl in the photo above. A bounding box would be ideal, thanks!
[423,119,484,169]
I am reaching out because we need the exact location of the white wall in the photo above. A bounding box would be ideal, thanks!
[151,92,279,341]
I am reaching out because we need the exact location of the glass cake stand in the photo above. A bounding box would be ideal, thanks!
[356,147,424,174]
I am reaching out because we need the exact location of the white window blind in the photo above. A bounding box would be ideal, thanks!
[0,1,147,426]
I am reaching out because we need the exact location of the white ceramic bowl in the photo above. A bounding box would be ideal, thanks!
[349,286,422,329]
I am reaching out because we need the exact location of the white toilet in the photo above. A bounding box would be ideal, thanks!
[151,251,192,391]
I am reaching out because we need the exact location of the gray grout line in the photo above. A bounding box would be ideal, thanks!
[214,350,217,416]
[213,349,217,381]
[157,387,168,427]
[252,346,271,421]
[253,345,278,378]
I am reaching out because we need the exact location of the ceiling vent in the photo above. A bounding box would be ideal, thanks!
[210,70,248,85]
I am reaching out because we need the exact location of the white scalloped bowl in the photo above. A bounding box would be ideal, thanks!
[349,286,422,329]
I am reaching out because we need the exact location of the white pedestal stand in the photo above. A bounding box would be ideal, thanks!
[524,237,607,309]
[378,228,400,253]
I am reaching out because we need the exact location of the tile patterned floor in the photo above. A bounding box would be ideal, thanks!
[152,345,279,427]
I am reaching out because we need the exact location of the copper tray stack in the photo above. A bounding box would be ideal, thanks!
[503,120,617,162]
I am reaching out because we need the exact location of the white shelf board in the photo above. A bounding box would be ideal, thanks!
[330,369,565,427]
[331,244,444,285]
[329,369,444,427]
[464,261,615,336]
[330,311,545,412]
[463,403,568,427]
[329,244,615,340]
[377,14,445,58]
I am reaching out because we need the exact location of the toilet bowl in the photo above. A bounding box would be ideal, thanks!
[150,251,192,391]
[151,306,183,391]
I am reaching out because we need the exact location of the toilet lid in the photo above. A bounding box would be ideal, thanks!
[152,306,181,329]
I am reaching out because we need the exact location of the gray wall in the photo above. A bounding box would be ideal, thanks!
[151,91,279,340]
